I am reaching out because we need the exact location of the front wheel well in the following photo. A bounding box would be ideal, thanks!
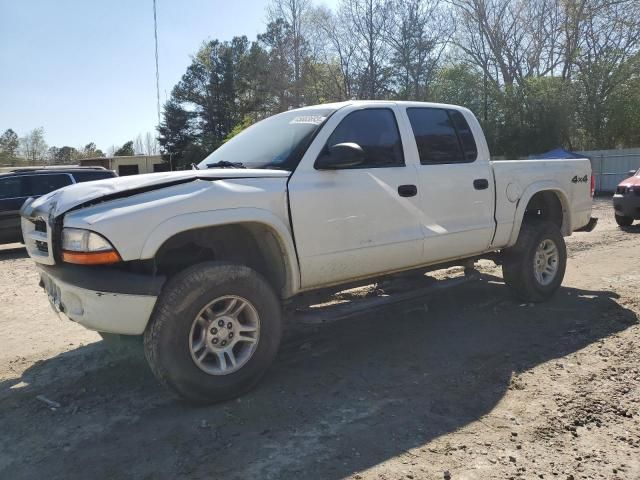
[153,223,291,298]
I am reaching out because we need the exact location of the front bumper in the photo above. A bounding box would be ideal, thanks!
[613,193,640,219]
[38,264,164,335]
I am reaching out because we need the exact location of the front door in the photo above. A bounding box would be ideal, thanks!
[288,105,425,289]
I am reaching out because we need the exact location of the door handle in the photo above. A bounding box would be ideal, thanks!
[398,184,417,197]
[473,179,489,190]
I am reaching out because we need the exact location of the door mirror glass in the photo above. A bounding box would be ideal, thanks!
[316,142,365,170]
[628,169,637,177]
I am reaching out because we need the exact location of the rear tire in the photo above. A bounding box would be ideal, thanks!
[615,214,633,227]
[144,262,282,404]
[502,220,566,302]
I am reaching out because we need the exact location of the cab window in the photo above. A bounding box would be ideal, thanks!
[325,108,405,168]
[407,108,477,164]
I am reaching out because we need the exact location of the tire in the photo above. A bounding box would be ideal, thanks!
[144,262,282,404]
[502,220,567,302]
[615,214,633,227]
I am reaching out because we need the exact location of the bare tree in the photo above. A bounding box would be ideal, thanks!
[340,0,394,99]
[312,5,358,99]
[20,128,48,165]
[107,145,117,157]
[268,0,313,107]
[134,134,145,155]
[450,0,566,87]
[144,131,159,155]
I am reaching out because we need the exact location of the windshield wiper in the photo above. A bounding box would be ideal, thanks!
[206,161,247,169]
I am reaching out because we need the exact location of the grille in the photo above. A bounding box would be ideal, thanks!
[23,216,55,265]
[34,219,47,233]
[616,186,627,194]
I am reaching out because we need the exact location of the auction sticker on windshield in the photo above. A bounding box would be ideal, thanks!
[289,115,326,125]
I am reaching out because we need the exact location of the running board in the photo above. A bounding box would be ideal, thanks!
[294,269,481,325]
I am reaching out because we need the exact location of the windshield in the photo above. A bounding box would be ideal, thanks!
[198,108,335,171]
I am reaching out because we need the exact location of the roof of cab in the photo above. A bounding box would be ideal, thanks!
[294,99,472,113]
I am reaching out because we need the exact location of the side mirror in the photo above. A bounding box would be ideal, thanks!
[628,169,637,178]
[315,142,365,170]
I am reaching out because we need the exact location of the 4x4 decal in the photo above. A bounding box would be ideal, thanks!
[572,174,588,183]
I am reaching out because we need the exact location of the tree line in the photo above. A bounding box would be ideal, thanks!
[0,128,160,166]
[159,0,640,169]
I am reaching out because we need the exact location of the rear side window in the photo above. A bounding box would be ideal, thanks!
[326,109,404,168]
[72,171,116,182]
[28,174,72,196]
[0,176,27,199]
[450,110,478,161]
[407,108,477,164]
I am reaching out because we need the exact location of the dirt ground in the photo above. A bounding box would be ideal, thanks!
[0,198,638,480]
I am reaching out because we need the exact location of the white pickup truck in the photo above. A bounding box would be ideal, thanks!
[21,101,596,403]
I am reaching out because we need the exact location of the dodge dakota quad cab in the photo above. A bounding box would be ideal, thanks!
[21,101,596,403]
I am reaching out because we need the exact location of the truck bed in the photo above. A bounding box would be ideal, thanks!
[491,158,593,248]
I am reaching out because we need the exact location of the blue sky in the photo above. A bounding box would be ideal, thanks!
[0,0,338,152]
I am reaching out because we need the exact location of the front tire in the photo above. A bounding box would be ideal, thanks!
[502,220,567,302]
[615,214,633,227]
[144,262,282,404]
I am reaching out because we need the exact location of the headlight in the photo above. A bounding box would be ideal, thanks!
[61,228,121,265]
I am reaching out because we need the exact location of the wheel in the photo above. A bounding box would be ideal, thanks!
[501,220,567,302]
[144,262,282,404]
[99,332,144,359]
[615,214,633,227]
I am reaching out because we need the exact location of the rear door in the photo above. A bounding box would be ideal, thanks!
[401,107,495,263]
[0,176,29,243]
[0,173,74,243]
[288,104,425,289]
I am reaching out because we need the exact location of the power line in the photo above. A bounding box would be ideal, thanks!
[153,0,161,125]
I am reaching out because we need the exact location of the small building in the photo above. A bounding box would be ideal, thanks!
[79,155,169,176]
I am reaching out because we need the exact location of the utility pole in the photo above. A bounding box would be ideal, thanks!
[153,0,161,125]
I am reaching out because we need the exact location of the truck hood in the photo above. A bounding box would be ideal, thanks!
[22,168,289,218]
[619,174,640,187]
